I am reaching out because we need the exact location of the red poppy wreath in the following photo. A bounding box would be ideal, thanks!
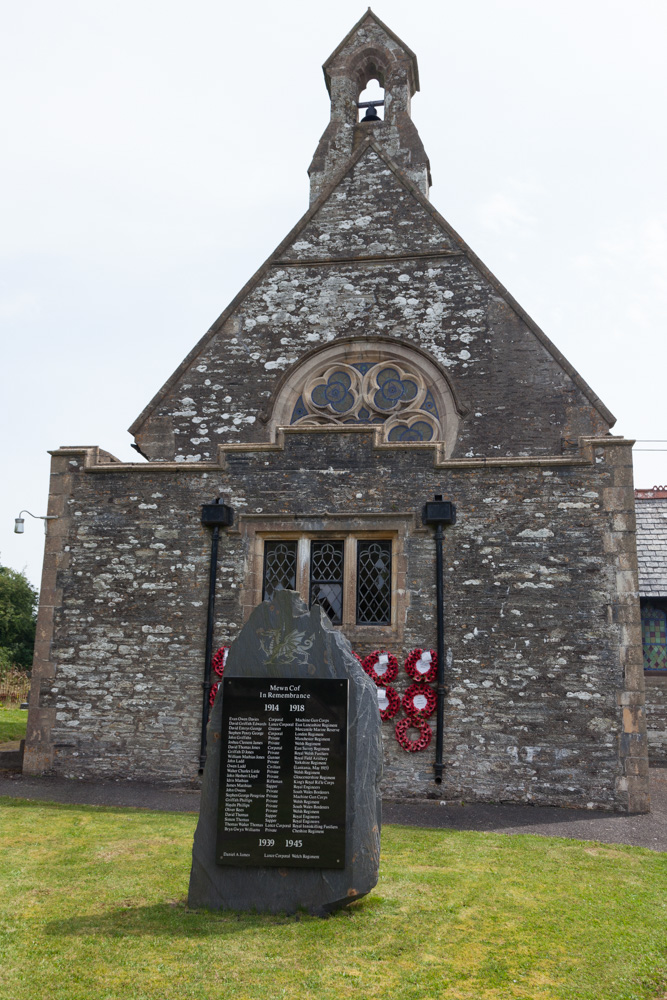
[404,648,438,684]
[376,685,401,721]
[212,645,229,677]
[402,682,437,721]
[395,716,433,752]
[362,650,399,685]
[209,646,230,706]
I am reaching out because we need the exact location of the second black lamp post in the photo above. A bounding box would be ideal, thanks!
[422,495,457,785]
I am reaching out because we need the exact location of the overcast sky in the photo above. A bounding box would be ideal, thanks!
[2,0,666,589]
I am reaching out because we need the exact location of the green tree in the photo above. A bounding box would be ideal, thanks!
[0,565,38,671]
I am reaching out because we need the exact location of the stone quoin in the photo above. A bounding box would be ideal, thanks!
[24,10,650,812]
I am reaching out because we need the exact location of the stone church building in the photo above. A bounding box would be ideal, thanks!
[25,11,650,812]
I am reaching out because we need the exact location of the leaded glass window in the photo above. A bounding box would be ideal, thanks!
[641,602,667,671]
[262,541,297,601]
[356,540,392,625]
[309,540,344,624]
[261,535,395,629]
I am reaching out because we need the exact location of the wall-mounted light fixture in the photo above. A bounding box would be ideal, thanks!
[14,510,58,535]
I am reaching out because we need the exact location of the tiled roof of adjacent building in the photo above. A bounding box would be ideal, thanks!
[635,488,667,596]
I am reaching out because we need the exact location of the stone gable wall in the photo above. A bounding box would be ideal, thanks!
[133,149,609,463]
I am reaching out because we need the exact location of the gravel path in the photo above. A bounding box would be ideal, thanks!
[384,769,667,852]
[2,769,665,852]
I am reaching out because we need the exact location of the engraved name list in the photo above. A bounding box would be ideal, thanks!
[216,677,348,868]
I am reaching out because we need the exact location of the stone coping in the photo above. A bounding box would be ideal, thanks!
[49,435,635,475]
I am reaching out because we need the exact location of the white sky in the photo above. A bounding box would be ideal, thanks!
[2,0,666,589]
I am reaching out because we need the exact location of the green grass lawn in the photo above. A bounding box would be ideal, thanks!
[0,799,665,1000]
[0,706,27,743]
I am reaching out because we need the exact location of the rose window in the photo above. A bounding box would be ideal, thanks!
[291,360,441,443]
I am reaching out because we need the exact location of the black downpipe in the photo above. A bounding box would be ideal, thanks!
[199,500,234,773]
[434,522,446,784]
[422,496,456,785]
[200,523,220,772]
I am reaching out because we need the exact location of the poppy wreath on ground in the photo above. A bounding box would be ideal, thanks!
[395,716,433,752]
[404,648,438,684]
[402,682,437,721]
[352,651,364,665]
[362,650,399,685]
[212,646,229,677]
[376,685,401,721]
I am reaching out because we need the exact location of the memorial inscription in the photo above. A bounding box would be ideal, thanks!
[217,677,347,868]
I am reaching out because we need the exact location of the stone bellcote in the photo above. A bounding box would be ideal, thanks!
[308,9,432,204]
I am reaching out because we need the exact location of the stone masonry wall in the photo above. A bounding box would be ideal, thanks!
[25,435,648,811]
[132,147,610,463]
[308,12,430,201]
[645,676,667,765]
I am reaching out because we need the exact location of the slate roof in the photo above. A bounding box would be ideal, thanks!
[635,496,667,596]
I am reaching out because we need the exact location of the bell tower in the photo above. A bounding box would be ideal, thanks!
[308,9,432,204]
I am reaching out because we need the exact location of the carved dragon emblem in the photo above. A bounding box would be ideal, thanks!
[257,626,315,671]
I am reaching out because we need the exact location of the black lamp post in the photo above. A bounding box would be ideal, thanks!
[199,498,234,772]
[422,495,456,784]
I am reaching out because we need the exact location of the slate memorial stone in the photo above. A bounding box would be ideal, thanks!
[188,590,382,915]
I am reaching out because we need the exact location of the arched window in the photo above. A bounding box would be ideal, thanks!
[269,340,462,456]
[641,602,667,671]
[291,361,439,441]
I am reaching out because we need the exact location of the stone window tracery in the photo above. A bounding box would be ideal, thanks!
[290,360,441,443]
